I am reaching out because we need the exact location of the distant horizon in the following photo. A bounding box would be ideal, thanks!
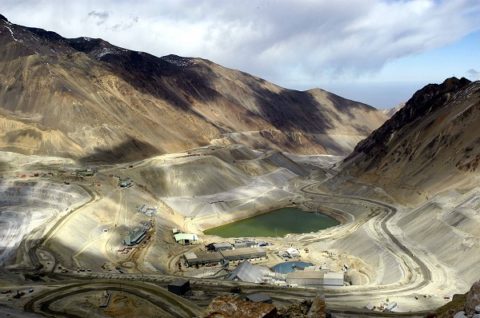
[315,81,424,109]
[1,0,479,108]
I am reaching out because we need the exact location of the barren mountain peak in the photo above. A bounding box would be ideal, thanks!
[0,18,387,162]
[342,77,480,204]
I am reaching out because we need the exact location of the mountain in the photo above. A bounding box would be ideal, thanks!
[342,77,480,202]
[0,15,387,162]
[382,102,404,118]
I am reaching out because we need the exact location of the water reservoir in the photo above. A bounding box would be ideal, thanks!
[271,261,314,274]
[203,207,339,238]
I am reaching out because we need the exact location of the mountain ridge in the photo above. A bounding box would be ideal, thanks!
[341,76,480,203]
[0,15,387,162]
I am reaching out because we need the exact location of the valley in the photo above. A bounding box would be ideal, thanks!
[1,141,477,317]
[0,13,479,318]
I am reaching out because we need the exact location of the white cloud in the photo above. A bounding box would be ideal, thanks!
[87,10,109,26]
[467,69,480,80]
[1,0,479,87]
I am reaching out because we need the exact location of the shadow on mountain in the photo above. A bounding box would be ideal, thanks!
[327,91,379,126]
[22,29,221,113]
[78,137,162,164]
[248,83,332,134]
[94,49,221,111]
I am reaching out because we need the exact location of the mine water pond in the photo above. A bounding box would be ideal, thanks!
[271,261,313,274]
[203,207,339,238]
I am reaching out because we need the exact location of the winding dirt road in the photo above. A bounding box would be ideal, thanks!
[300,182,434,314]
[18,179,436,317]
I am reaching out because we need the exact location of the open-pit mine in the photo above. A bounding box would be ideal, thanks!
[0,13,479,318]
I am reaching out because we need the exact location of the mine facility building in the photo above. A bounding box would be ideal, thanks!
[286,271,344,287]
[233,239,256,249]
[184,247,267,267]
[123,228,147,246]
[286,271,324,286]
[206,242,233,251]
[227,261,270,284]
[220,248,266,262]
[323,272,345,286]
[184,251,224,266]
[168,279,191,295]
[174,233,199,245]
[286,247,300,258]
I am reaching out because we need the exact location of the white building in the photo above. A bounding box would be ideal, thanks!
[286,247,300,258]
[174,233,199,245]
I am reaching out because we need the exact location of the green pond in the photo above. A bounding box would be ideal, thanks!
[204,207,339,238]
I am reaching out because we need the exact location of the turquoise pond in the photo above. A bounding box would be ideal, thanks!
[271,261,314,274]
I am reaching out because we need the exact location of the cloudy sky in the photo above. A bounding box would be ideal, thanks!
[1,0,479,108]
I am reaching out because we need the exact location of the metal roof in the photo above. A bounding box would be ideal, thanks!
[324,272,344,280]
[323,272,344,286]
[213,242,233,249]
[227,261,271,283]
[286,271,324,279]
[184,252,197,260]
[124,228,147,245]
[184,251,223,265]
[220,247,266,260]
[174,233,198,242]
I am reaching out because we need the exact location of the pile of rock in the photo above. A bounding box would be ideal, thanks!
[203,295,327,318]
[204,295,277,318]
[453,280,480,318]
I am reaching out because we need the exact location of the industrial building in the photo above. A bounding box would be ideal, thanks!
[123,228,147,246]
[174,233,199,245]
[233,239,256,249]
[183,247,266,267]
[323,272,345,286]
[286,270,344,287]
[227,261,271,284]
[220,248,266,262]
[286,247,300,258]
[286,271,325,286]
[184,251,224,267]
[206,242,233,251]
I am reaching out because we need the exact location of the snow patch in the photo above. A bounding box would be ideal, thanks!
[4,25,19,42]
[96,47,116,59]
[162,55,193,67]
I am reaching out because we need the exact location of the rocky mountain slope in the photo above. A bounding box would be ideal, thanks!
[0,14,386,162]
[342,77,480,203]
[338,77,480,295]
